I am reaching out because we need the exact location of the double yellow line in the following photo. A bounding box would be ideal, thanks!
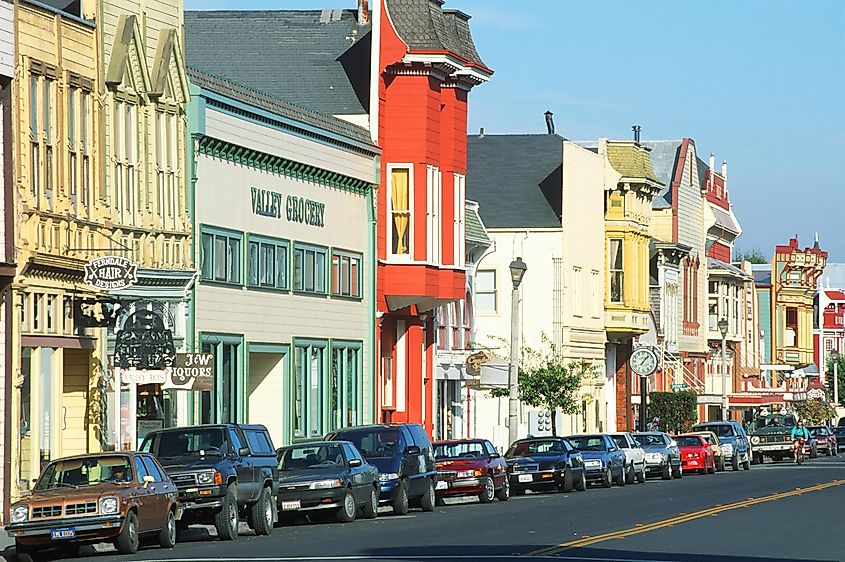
[529,479,845,556]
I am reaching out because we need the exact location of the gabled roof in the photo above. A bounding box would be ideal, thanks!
[606,143,662,185]
[708,203,741,235]
[708,258,752,280]
[466,134,564,229]
[641,140,683,209]
[465,201,490,245]
[184,10,371,116]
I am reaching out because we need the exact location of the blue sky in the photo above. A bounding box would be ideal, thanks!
[187,0,845,261]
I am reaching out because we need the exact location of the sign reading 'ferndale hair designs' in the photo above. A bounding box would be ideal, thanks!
[251,186,325,228]
[84,256,138,290]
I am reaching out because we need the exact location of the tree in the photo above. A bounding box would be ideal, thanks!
[733,248,768,264]
[795,399,837,425]
[826,353,845,406]
[648,391,698,434]
[517,334,600,436]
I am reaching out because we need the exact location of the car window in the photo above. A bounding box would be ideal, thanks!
[342,443,362,463]
[675,436,703,447]
[278,444,344,470]
[695,424,733,438]
[334,429,402,458]
[244,429,274,455]
[141,456,165,482]
[155,428,228,458]
[35,456,133,490]
[434,441,486,460]
[633,434,666,447]
[139,436,154,453]
[507,439,566,456]
[409,425,431,450]
[134,455,150,481]
[230,429,245,451]
[567,436,607,452]
[611,435,629,449]
[485,441,499,456]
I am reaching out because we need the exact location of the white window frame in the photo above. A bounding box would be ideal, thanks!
[573,266,583,317]
[426,165,442,265]
[476,269,498,314]
[387,163,414,260]
[453,174,466,268]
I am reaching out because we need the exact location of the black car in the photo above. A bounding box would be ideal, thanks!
[504,437,585,495]
[275,441,379,524]
[834,426,845,453]
[565,434,627,488]
[326,424,437,515]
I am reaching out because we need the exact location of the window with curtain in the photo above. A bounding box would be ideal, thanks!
[609,238,624,304]
[390,167,411,256]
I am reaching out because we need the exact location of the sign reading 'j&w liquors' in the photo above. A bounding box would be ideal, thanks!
[251,186,325,228]
[84,256,138,291]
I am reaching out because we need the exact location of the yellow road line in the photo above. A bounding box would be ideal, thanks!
[529,479,844,556]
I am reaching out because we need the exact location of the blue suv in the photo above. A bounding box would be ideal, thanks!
[692,421,751,471]
[327,424,437,515]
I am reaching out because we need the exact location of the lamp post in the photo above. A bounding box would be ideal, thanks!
[718,318,729,421]
[508,257,527,445]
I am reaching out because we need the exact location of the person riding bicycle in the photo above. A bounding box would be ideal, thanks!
[791,420,810,461]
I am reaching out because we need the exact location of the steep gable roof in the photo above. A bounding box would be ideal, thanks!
[106,15,153,93]
[642,140,682,209]
[466,134,564,229]
[606,143,662,185]
[184,10,371,116]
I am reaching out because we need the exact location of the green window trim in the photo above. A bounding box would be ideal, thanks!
[247,234,290,291]
[329,340,364,432]
[293,242,328,296]
[330,249,363,300]
[197,333,246,425]
[291,338,329,441]
[200,225,244,286]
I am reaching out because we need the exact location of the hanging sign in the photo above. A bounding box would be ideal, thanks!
[113,309,176,370]
[84,256,138,291]
[163,353,215,392]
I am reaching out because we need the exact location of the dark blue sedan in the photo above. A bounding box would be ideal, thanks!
[564,434,627,488]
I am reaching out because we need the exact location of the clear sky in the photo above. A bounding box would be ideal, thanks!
[186,0,845,261]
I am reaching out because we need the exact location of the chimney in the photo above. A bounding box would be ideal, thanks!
[632,125,641,143]
[479,127,485,138]
[722,160,728,179]
[544,111,554,135]
[357,0,369,25]
[709,153,715,171]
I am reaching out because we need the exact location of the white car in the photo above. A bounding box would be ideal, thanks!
[609,432,647,484]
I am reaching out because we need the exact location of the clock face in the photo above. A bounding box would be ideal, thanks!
[630,347,658,376]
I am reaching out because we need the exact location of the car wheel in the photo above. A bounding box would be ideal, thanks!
[14,545,36,562]
[672,464,683,479]
[575,470,587,491]
[742,455,751,470]
[478,476,495,503]
[636,464,646,484]
[496,478,510,501]
[731,455,740,471]
[250,486,274,536]
[214,485,239,541]
[615,465,626,487]
[158,509,177,548]
[392,480,409,515]
[116,510,140,554]
[420,479,436,512]
[559,469,574,493]
[661,464,672,480]
[336,489,357,523]
[601,468,612,488]
[625,463,635,485]
[363,486,378,519]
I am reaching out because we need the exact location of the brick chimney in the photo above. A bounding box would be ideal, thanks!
[358,0,369,25]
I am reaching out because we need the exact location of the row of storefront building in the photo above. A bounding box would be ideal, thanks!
[0,0,841,523]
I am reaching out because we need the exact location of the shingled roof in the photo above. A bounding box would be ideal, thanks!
[184,10,371,117]
[606,143,663,185]
[642,140,683,210]
[466,134,564,229]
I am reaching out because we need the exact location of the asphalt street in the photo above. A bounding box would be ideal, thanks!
[7,455,845,562]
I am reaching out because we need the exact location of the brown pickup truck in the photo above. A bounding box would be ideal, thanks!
[5,452,180,561]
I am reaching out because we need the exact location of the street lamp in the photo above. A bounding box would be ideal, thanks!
[718,318,729,421]
[508,257,527,445]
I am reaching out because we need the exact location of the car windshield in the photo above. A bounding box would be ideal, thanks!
[754,416,796,429]
[278,444,343,470]
[611,435,629,449]
[697,425,734,437]
[507,439,565,457]
[36,456,133,490]
[434,441,486,460]
[567,436,606,452]
[633,434,666,447]
[675,436,703,447]
[155,428,227,458]
[335,429,400,458]
[808,427,827,436]
[701,434,717,445]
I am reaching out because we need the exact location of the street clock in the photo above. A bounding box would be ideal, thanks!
[630,346,659,377]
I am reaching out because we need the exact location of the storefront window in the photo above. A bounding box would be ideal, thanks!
[20,349,33,485]
[331,252,362,298]
[330,342,362,431]
[293,340,327,439]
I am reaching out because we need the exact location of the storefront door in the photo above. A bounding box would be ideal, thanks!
[199,334,244,424]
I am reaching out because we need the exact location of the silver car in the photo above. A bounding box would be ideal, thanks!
[632,432,682,480]
[609,432,646,484]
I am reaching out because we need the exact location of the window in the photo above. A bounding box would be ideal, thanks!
[294,341,327,438]
[331,251,361,298]
[133,456,150,481]
[436,305,448,351]
[80,92,90,207]
[591,270,601,318]
[243,429,274,455]
[462,295,472,346]
[45,294,56,333]
[294,244,327,294]
[426,165,441,263]
[476,270,497,313]
[200,227,243,284]
[29,75,40,206]
[200,338,243,424]
[450,301,461,349]
[389,166,412,256]
[44,78,53,207]
[826,339,835,351]
[785,307,798,347]
[330,342,362,431]
[573,266,583,317]
[453,174,466,267]
[141,456,166,482]
[609,239,624,304]
[248,237,289,290]
[381,356,394,409]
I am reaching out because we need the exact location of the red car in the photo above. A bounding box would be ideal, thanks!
[432,439,509,504]
[674,434,716,475]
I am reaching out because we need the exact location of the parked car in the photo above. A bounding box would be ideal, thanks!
[564,434,627,488]
[140,424,279,540]
[504,437,585,495]
[433,439,509,503]
[689,430,726,471]
[326,424,436,515]
[632,432,682,479]
[5,452,179,561]
[275,441,379,524]
[746,414,800,464]
[807,426,837,456]
[692,420,751,470]
[608,432,647,484]
[674,434,716,475]
[833,426,845,453]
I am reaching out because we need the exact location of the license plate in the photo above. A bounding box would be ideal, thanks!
[518,474,532,483]
[51,528,76,540]
[435,480,448,490]
[281,500,301,511]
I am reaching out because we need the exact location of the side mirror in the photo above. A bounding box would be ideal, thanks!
[348,459,363,468]
[488,453,501,460]
[143,475,155,485]
[404,445,421,456]
[238,447,251,457]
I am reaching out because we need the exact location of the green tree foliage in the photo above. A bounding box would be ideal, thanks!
[795,399,837,425]
[733,248,768,264]
[826,353,845,406]
[648,391,698,434]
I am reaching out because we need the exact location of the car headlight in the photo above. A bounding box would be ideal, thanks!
[751,436,760,445]
[99,496,119,515]
[196,471,216,485]
[11,505,28,523]
[457,469,482,478]
[378,473,399,482]
[309,479,343,490]
[721,443,733,453]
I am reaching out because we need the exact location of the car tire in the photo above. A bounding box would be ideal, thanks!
[575,470,587,491]
[496,478,510,501]
[661,464,672,480]
[625,463,635,485]
[615,465,626,487]
[560,469,574,493]
[420,479,436,512]
[214,485,239,541]
[731,455,740,471]
[742,455,751,470]
[636,464,646,484]
[363,486,379,519]
[14,545,36,562]
[478,476,495,503]
[511,484,525,496]
[336,489,357,523]
[672,464,683,479]
[601,468,612,488]
[158,509,177,548]
[810,446,818,459]
[250,486,274,536]
[392,480,409,515]
[116,510,140,554]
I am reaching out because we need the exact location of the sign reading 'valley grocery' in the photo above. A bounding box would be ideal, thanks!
[251,186,325,228]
